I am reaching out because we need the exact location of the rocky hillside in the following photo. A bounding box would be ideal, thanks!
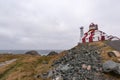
[51,41,120,80]
[0,40,120,80]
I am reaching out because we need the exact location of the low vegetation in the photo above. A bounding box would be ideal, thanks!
[0,50,67,80]
[0,41,119,80]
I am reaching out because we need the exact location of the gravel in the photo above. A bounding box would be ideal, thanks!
[51,44,113,80]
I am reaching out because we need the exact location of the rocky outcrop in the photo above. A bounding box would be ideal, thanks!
[25,50,40,55]
[51,44,113,80]
[47,51,58,56]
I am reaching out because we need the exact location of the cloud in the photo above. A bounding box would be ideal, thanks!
[0,0,120,49]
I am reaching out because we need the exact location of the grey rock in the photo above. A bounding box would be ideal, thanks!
[46,70,53,78]
[102,60,117,72]
[41,72,49,79]
[103,60,120,75]
[61,64,70,71]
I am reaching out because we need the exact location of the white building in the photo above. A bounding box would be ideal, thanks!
[81,23,119,43]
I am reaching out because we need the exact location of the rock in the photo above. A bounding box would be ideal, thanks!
[35,70,54,79]
[25,50,40,55]
[87,65,91,71]
[41,72,49,79]
[47,70,53,78]
[82,64,87,69]
[107,51,120,57]
[103,60,120,75]
[102,60,117,72]
[47,51,58,56]
[53,76,63,80]
[107,52,116,57]
[60,64,70,71]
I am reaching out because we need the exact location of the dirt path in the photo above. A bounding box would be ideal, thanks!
[0,59,17,67]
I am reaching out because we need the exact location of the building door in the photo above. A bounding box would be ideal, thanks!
[101,36,105,41]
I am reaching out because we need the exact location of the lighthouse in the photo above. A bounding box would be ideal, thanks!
[81,23,119,43]
[80,26,84,43]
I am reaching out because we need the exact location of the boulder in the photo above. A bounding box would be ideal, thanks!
[102,60,120,75]
[47,51,58,56]
[25,50,40,55]
[102,60,117,72]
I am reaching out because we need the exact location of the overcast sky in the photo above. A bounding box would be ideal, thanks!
[0,0,120,50]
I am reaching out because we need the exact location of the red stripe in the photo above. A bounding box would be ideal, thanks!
[82,33,88,43]
[89,30,95,42]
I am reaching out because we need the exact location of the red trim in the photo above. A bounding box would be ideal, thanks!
[82,33,88,43]
[89,30,95,42]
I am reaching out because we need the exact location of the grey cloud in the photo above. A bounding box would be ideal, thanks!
[0,0,120,49]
